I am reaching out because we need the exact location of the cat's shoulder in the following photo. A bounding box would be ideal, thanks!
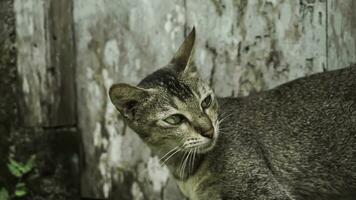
[268,64,356,106]
[218,64,356,104]
[216,64,356,120]
[273,64,356,94]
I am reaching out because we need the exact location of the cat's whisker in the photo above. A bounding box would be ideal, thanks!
[183,149,193,178]
[179,153,185,179]
[218,112,233,124]
[197,146,202,154]
[190,147,196,173]
[179,150,189,179]
[218,117,228,125]
[188,148,194,175]
[219,111,233,118]
[161,147,181,167]
[192,148,196,173]
[181,150,188,178]
[159,146,178,161]
[159,137,189,167]
[159,146,179,164]
[190,147,197,174]
[217,114,227,122]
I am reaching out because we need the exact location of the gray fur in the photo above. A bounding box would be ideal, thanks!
[208,66,356,200]
[109,28,356,200]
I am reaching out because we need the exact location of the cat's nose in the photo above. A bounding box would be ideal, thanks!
[201,128,214,139]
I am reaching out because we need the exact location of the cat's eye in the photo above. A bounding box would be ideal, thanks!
[201,95,212,109]
[164,114,185,125]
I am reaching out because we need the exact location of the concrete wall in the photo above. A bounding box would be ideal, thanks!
[73,1,186,198]
[15,0,76,127]
[11,0,356,199]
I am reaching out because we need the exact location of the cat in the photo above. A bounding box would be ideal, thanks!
[109,28,356,200]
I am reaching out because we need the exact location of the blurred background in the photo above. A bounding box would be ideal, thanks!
[0,0,355,199]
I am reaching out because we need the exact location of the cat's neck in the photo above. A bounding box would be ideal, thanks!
[154,146,206,181]
[170,151,205,180]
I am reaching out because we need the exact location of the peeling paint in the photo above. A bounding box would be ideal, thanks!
[327,0,356,69]
[164,5,185,48]
[131,182,144,200]
[108,134,124,166]
[15,0,47,125]
[98,153,112,198]
[186,0,327,96]
[104,39,120,68]
[22,77,30,94]
[93,122,102,147]
[147,157,170,192]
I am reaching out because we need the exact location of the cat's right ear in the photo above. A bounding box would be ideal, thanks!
[170,27,197,74]
[109,83,150,120]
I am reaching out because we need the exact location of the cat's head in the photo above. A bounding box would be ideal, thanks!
[109,28,219,154]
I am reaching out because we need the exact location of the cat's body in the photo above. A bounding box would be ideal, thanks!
[184,66,356,200]
[109,28,356,200]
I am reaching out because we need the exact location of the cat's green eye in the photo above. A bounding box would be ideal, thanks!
[164,114,185,125]
[201,95,212,109]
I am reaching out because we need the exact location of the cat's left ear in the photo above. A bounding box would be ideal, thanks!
[170,27,197,75]
[109,83,150,120]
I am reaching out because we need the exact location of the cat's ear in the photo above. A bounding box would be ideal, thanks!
[170,27,197,74]
[109,83,150,120]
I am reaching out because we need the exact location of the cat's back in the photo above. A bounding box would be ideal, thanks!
[217,64,356,144]
[217,64,356,146]
[210,65,356,199]
[219,64,356,113]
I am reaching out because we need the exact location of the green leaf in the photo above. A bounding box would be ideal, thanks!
[16,182,26,188]
[15,182,28,197]
[0,188,9,200]
[22,155,36,174]
[7,163,22,177]
[10,158,29,175]
[15,189,27,197]
[7,156,36,177]
[9,158,24,170]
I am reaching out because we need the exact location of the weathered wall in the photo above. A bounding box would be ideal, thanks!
[187,0,328,96]
[15,0,76,127]
[74,1,186,199]
[75,0,356,199]
[327,0,356,70]
[7,0,80,199]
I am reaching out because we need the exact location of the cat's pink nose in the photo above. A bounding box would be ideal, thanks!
[201,128,214,139]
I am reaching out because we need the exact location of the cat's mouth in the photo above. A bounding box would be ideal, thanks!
[182,130,218,153]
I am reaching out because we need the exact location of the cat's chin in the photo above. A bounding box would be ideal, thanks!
[199,140,216,153]
[187,137,217,154]
[180,139,216,154]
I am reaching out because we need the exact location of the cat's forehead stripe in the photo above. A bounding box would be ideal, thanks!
[139,69,194,101]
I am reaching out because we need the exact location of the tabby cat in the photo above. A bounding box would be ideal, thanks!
[109,28,356,200]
